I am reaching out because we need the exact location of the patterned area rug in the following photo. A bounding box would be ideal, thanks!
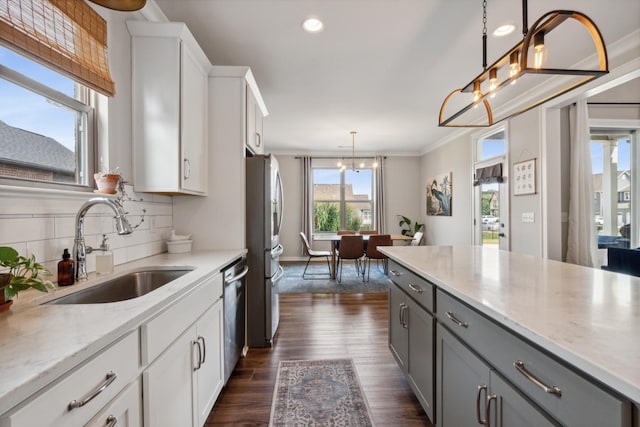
[279,263,391,293]
[269,359,374,427]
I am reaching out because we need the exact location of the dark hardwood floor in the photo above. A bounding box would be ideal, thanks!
[205,292,432,426]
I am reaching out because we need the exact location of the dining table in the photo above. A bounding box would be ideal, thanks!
[312,233,414,280]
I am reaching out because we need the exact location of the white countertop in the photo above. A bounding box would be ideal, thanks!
[0,250,245,414]
[379,245,640,405]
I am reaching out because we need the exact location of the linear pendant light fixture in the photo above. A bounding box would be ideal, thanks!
[438,0,608,127]
[85,0,146,11]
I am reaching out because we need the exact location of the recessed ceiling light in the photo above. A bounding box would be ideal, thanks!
[302,17,324,33]
[493,24,515,37]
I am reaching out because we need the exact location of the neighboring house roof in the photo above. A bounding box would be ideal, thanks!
[314,184,369,201]
[0,120,75,173]
[592,171,631,193]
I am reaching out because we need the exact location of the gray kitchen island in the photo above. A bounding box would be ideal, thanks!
[379,245,639,427]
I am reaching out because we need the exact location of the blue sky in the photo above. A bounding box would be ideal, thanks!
[0,46,76,150]
[314,168,373,198]
[591,139,631,174]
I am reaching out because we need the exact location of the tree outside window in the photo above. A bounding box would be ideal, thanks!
[312,167,374,232]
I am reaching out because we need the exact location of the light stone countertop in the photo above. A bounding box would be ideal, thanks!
[0,249,246,415]
[379,245,640,405]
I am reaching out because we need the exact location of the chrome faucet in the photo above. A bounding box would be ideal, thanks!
[73,197,133,280]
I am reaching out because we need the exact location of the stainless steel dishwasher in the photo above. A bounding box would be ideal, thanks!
[222,257,248,384]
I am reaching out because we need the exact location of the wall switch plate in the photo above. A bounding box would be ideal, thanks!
[522,212,535,223]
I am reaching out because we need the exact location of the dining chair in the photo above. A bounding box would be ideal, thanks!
[364,234,392,281]
[299,232,332,279]
[359,230,378,235]
[411,231,424,246]
[335,230,356,252]
[337,235,365,283]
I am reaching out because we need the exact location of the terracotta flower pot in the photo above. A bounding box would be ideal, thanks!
[94,173,120,195]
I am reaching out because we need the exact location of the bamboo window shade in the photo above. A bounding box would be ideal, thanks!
[0,0,115,96]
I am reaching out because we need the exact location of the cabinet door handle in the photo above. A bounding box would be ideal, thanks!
[68,371,117,410]
[408,283,423,294]
[446,310,469,328]
[484,393,497,427]
[193,340,202,371]
[402,304,409,329]
[514,360,562,397]
[183,158,191,180]
[475,384,487,425]
[198,335,206,365]
[398,303,406,327]
[106,415,118,427]
[389,270,401,277]
[256,132,261,147]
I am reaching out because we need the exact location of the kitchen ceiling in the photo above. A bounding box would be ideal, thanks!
[153,0,640,155]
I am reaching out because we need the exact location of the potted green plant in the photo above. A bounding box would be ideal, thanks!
[398,215,424,237]
[0,246,54,312]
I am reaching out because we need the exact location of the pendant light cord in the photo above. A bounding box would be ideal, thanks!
[482,0,488,70]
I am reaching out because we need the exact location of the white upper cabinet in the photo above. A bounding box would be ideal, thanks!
[246,87,264,154]
[128,21,211,195]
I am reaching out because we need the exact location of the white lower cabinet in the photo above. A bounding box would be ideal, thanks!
[0,331,139,427]
[85,380,142,427]
[142,274,224,427]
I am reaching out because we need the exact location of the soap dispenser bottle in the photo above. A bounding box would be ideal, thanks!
[95,234,114,274]
[57,248,75,286]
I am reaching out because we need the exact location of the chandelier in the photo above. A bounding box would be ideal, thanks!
[438,0,608,127]
[337,131,378,172]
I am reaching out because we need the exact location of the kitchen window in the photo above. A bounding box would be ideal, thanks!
[312,160,376,232]
[0,45,95,189]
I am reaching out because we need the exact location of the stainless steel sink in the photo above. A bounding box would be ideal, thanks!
[46,268,193,304]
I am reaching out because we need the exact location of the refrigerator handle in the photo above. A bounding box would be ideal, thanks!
[271,244,284,258]
[272,265,285,283]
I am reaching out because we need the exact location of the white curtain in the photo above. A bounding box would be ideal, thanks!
[566,100,598,266]
[375,156,386,233]
[301,156,313,255]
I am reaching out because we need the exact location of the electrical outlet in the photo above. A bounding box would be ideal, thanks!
[522,212,535,223]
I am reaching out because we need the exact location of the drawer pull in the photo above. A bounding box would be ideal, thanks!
[475,384,487,425]
[389,270,402,277]
[106,415,118,427]
[514,360,562,397]
[408,283,423,294]
[68,371,117,411]
[446,311,469,328]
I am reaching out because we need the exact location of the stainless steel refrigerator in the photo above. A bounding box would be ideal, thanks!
[246,154,284,347]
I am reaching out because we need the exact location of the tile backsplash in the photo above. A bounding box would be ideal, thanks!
[0,184,173,282]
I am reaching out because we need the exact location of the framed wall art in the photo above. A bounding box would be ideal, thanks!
[426,172,452,216]
[513,159,536,195]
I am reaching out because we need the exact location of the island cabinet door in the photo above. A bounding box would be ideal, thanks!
[406,297,435,422]
[436,323,491,427]
[488,371,558,427]
[388,283,408,372]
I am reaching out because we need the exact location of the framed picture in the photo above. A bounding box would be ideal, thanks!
[513,159,536,195]
[426,172,452,216]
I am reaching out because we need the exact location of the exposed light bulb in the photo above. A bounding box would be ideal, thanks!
[373,161,379,168]
[359,162,365,168]
[488,68,497,98]
[472,80,481,107]
[533,32,547,69]
[509,51,520,84]
[337,160,343,167]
